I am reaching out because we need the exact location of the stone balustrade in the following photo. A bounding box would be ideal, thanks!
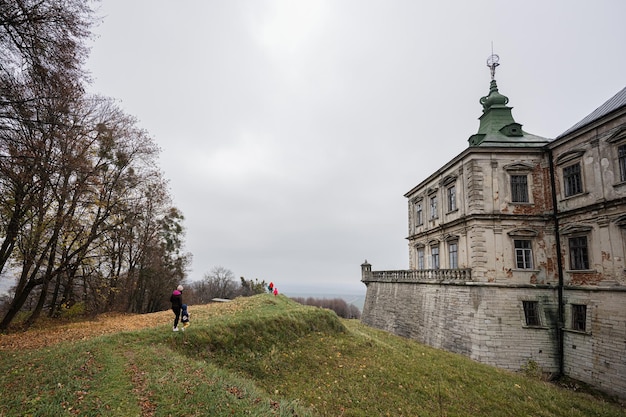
[362,268,472,283]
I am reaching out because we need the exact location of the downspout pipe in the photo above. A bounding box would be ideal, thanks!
[548,148,565,378]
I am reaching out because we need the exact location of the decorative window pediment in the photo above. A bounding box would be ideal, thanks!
[556,149,585,166]
[560,224,593,236]
[410,196,423,204]
[443,233,459,242]
[441,175,457,186]
[507,228,538,238]
[614,215,626,228]
[427,187,438,195]
[605,125,626,144]
[503,162,534,173]
[428,239,440,247]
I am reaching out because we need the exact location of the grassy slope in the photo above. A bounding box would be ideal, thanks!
[0,294,623,417]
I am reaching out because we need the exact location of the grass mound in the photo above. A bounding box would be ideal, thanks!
[0,294,624,417]
[173,294,346,359]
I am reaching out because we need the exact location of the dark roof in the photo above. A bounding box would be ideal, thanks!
[558,86,626,138]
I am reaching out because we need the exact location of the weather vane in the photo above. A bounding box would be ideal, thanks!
[487,42,499,80]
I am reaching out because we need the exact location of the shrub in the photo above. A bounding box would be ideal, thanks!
[60,302,86,320]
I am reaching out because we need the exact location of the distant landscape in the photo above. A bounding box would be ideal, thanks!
[286,291,366,312]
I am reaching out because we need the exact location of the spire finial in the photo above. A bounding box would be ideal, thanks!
[487,43,499,80]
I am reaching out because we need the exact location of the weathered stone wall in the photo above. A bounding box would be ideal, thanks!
[362,279,626,399]
[361,281,560,372]
[562,288,626,399]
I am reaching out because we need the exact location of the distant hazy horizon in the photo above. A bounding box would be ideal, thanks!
[285,288,366,312]
[0,276,368,310]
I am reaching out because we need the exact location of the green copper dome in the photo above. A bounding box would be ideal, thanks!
[468,61,550,148]
[480,80,509,110]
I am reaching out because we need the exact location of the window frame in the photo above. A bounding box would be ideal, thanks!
[429,195,438,220]
[606,128,626,185]
[448,241,458,269]
[619,144,626,183]
[415,202,423,226]
[514,239,533,270]
[417,247,425,270]
[571,304,587,332]
[510,174,529,203]
[522,301,541,327]
[447,185,457,212]
[563,162,583,197]
[569,235,590,270]
[430,246,440,269]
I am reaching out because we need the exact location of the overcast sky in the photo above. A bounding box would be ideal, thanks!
[84,0,626,295]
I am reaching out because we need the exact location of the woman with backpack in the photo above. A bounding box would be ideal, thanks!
[170,285,183,331]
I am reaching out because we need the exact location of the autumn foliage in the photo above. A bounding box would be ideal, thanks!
[0,1,189,331]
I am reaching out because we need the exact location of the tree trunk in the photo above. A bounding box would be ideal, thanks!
[25,278,50,327]
[0,278,42,331]
[48,273,62,317]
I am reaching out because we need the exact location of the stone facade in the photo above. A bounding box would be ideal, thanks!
[361,79,626,399]
[362,280,560,370]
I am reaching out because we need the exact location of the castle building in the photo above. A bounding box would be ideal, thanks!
[360,56,626,399]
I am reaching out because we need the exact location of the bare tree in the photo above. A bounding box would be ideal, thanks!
[202,266,237,300]
[0,1,191,329]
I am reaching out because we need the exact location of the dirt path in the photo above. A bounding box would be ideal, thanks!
[0,301,244,351]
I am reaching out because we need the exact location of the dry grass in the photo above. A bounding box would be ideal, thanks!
[0,301,245,350]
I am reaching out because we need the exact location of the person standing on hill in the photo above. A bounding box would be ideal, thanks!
[170,285,183,331]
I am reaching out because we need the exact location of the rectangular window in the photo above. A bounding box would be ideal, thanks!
[619,145,626,182]
[569,236,589,270]
[447,185,457,212]
[511,175,529,203]
[448,242,458,268]
[417,248,425,270]
[571,304,587,331]
[415,202,423,226]
[514,240,533,269]
[563,163,583,197]
[431,246,439,269]
[522,301,541,326]
[430,195,438,219]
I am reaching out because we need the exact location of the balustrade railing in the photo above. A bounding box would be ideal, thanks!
[362,268,472,283]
